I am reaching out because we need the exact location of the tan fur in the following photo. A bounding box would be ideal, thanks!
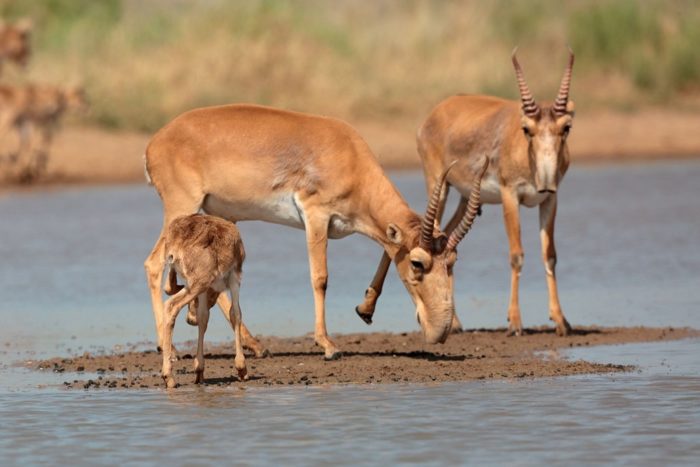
[144,104,478,360]
[160,214,247,388]
[0,18,32,74]
[0,83,87,179]
[415,58,575,337]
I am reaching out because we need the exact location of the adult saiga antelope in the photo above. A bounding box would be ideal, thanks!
[144,104,486,360]
[356,49,575,337]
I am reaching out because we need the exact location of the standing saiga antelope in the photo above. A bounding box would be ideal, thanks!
[144,104,486,360]
[356,49,575,337]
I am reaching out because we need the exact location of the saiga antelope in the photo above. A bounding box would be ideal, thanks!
[0,18,31,74]
[0,84,88,179]
[144,104,486,360]
[356,49,575,337]
[161,214,247,389]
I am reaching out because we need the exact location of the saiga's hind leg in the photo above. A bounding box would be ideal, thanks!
[144,192,202,353]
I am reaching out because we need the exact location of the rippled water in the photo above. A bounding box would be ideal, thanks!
[1,161,699,465]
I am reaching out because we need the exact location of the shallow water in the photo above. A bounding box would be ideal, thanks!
[1,161,699,465]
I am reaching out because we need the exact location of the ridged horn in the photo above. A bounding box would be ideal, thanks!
[420,161,457,252]
[447,158,489,251]
[553,47,575,116]
[511,47,540,118]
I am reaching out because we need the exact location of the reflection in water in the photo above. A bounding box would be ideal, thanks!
[0,162,700,464]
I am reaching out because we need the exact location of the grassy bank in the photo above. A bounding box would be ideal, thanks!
[1,0,699,133]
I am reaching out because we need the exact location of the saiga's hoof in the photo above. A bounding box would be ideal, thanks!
[324,351,342,361]
[355,306,373,325]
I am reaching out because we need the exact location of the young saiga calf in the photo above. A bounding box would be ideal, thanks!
[161,214,248,388]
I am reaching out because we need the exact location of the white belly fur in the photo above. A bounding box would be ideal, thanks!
[203,192,306,229]
[202,192,356,238]
[518,184,549,207]
[455,174,548,207]
[479,176,502,204]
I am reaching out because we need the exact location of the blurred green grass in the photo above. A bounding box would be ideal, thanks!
[2,0,699,132]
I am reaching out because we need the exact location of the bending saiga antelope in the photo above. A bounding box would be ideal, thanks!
[144,104,486,360]
[356,49,575,337]
[162,214,247,388]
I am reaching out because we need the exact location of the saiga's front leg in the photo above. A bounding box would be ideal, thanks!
[501,188,524,336]
[355,251,391,324]
[304,211,340,360]
[442,196,471,333]
[539,194,572,336]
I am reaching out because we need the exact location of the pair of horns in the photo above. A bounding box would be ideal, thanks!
[512,47,575,118]
[420,159,489,253]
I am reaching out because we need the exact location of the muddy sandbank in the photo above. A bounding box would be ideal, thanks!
[29,326,699,390]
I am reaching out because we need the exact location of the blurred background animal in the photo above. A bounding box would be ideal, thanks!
[0,83,87,181]
[0,18,31,75]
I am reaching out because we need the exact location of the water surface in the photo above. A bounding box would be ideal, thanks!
[1,161,699,465]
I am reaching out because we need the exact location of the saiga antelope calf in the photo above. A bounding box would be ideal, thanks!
[144,104,487,360]
[162,214,247,388]
[357,49,575,337]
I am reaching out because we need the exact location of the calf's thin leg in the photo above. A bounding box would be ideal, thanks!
[194,292,210,384]
[228,273,247,381]
[162,286,201,389]
[216,293,268,357]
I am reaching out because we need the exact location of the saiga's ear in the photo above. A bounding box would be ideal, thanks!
[386,223,403,245]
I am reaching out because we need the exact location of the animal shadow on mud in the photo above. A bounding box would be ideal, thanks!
[458,327,603,337]
[199,375,265,385]
[195,350,466,362]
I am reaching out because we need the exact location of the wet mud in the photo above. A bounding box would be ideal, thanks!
[29,326,698,390]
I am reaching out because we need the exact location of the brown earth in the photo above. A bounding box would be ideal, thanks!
[30,326,699,390]
[2,109,700,190]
